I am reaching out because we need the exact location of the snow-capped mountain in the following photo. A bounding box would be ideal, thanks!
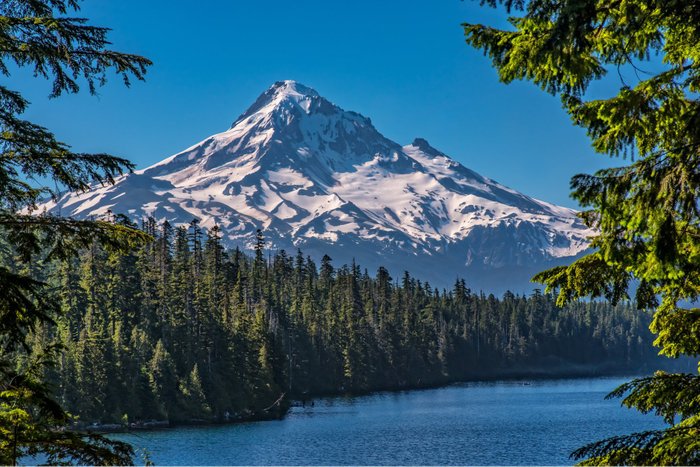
[41,80,592,292]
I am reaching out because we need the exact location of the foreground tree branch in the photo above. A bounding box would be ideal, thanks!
[464,0,700,463]
[0,0,151,464]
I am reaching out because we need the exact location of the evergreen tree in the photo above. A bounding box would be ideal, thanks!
[14,221,673,433]
[179,364,211,419]
[148,340,178,419]
[0,0,151,464]
[464,1,700,463]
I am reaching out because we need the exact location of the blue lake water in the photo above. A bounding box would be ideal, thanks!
[116,377,665,465]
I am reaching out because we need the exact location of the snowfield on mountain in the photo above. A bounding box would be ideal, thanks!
[40,80,593,291]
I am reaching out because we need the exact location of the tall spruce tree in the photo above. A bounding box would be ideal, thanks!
[464,0,700,464]
[0,0,151,464]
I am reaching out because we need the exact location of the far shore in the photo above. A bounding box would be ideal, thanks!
[77,359,691,435]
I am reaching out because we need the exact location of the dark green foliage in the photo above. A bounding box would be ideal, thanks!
[0,0,151,464]
[463,0,700,463]
[27,220,666,426]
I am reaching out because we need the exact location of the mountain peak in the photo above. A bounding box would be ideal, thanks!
[231,80,325,128]
[410,137,444,157]
[44,81,593,292]
[412,137,432,149]
[269,80,319,98]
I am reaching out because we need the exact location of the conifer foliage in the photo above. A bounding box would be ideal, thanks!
[0,0,151,464]
[464,0,700,464]
[29,221,662,426]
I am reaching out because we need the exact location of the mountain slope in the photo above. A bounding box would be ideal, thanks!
[41,80,592,291]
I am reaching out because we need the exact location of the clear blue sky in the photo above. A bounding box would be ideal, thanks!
[14,0,621,208]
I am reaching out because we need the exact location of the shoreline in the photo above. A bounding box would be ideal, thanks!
[78,364,667,435]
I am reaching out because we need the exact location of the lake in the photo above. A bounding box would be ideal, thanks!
[116,376,664,465]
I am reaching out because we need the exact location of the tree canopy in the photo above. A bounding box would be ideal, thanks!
[16,221,663,426]
[0,0,151,464]
[464,0,700,464]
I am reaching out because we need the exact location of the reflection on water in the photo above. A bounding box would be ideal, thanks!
[114,377,665,466]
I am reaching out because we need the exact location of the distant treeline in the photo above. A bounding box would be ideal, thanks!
[19,218,659,424]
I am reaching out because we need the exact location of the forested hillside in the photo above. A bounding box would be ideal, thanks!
[16,218,658,425]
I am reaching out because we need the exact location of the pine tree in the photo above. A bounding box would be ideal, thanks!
[0,0,151,463]
[148,340,177,419]
[464,1,700,463]
[178,364,211,419]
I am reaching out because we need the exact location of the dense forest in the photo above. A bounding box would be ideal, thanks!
[11,218,661,425]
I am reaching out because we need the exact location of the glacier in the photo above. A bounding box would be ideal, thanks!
[39,80,593,292]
